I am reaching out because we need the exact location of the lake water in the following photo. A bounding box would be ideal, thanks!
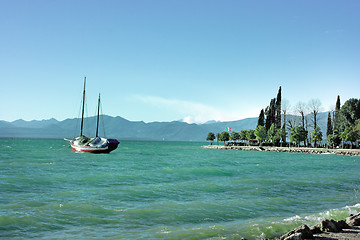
[1,139,359,239]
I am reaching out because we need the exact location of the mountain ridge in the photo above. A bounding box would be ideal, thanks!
[0,113,328,141]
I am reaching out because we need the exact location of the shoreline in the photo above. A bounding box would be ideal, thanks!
[275,213,360,240]
[203,145,360,156]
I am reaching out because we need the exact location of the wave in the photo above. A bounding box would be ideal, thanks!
[254,203,360,239]
[282,203,360,223]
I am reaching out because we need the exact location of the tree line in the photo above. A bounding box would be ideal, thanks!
[206,87,360,149]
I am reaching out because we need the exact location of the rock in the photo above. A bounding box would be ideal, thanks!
[346,213,360,226]
[309,224,322,234]
[336,219,349,229]
[279,224,313,240]
[283,232,302,240]
[316,219,349,232]
[320,219,338,232]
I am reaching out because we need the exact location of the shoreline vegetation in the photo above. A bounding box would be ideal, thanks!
[203,144,360,156]
[206,87,360,152]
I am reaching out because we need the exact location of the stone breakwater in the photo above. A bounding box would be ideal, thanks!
[234,212,360,240]
[203,145,360,156]
[275,212,360,240]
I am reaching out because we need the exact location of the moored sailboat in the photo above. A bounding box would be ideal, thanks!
[65,77,119,153]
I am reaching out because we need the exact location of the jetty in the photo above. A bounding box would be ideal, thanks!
[276,213,360,240]
[203,145,360,156]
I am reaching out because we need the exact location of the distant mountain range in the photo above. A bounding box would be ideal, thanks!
[0,112,329,141]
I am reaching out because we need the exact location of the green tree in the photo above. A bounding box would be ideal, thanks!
[257,109,265,127]
[276,128,286,146]
[281,99,290,146]
[327,130,341,148]
[240,130,247,143]
[254,125,267,144]
[267,123,276,143]
[275,86,282,130]
[206,132,216,144]
[268,125,284,146]
[356,120,360,147]
[290,126,307,147]
[218,131,230,145]
[334,95,341,132]
[265,98,276,131]
[312,126,323,147]
[339,98,360,131]
[326,112,333,137]
[341,126,360,149]
[356,119,360,135]
[230,132,240,142]
[246,129,255,141]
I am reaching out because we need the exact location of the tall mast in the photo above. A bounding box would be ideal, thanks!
[80,77,86,136]
[95,93,100,137]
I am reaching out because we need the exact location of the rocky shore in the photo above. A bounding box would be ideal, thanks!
[203,145,360,156]
[236,213,360,240]
[275,212,360,240]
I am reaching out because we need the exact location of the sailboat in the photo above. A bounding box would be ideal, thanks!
[66,77,119,153]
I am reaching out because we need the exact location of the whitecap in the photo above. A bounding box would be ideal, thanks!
[114,209,128,212]
[284,215,301,222]
[209,225,217,229]
[304,215,323,222]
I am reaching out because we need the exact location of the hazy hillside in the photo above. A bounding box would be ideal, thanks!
[0,113,329,141]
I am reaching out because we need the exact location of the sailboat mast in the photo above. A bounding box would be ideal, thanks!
[96,94,100,137]
[80,77,86,136]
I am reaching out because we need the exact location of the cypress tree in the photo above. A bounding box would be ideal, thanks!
[327,112,333,137]
[275,86,282,130]
[265,98,276,131]
[265,106,270,131]
[257,109,265,127]
[271,99,276,127]
[335,95,341,111]
[334,95,341,131]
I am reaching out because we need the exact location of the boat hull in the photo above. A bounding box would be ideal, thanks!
[70,139,119,154]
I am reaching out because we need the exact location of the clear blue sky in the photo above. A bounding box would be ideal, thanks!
[1,0,359,123]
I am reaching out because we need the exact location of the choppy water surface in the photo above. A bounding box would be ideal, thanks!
[1,139,359,239]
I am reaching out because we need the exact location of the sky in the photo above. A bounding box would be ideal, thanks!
[1,0,359,124]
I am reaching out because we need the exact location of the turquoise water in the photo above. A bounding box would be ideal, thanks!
[1,139,360,239]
